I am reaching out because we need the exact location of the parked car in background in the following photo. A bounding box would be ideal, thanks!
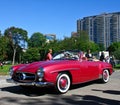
[6,50,114,94]
[4,61,12,65]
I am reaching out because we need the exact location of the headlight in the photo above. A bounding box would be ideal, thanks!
[9,67,14,76]
[37,67,44,81]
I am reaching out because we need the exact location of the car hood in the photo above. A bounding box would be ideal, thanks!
[16,60,76,73]
[16,61,46,72]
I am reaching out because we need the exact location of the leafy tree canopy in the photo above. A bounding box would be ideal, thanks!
[4,26,28,65]
[0,36,8,61]
[107,42,120,54]
[28,32,46,48]
[113,49,120,60]
[4,26,28,48]
[22,48,40,63]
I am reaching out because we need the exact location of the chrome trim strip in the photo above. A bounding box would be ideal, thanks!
[6,78,54,87]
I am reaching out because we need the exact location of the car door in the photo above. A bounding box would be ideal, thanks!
[79,60,99,82]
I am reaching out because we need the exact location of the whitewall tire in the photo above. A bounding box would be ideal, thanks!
[101,69,110,83]
[56,73,71,94]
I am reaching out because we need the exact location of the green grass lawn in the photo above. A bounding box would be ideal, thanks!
[114,64,120,70]
[0,65,12,75]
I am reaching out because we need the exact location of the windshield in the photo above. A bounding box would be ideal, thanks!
[53,50,80,60]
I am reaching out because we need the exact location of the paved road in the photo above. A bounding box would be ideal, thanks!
[0,71,120,105]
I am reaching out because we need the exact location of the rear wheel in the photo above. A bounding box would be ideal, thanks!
[101,69,110,83]
[56,73,71,94]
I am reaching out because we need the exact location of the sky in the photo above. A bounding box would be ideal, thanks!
[0,0,120,40]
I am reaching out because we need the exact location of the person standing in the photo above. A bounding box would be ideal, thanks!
[0,61,3,69]
[45,49,53,61]
[109,55,115,67]
[100,51,105,62]
[85,49,93,60]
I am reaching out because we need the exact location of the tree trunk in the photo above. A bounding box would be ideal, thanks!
[12,48,16,65]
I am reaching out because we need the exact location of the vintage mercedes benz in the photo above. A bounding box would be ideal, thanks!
[6,50,114,94]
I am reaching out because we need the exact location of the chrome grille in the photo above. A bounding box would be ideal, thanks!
[14,72,36,82]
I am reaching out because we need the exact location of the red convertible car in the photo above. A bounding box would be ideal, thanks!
[6,50,114,94]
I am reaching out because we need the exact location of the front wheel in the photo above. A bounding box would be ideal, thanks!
[101,69,110,83]
[56,73,71,94]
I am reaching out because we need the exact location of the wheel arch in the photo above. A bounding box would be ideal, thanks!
[55,70,72,94]
[103,68,110,74]
[100,68,110,76]
[57,70,72,84]
[99,68,110,79]
[100,68,110,83]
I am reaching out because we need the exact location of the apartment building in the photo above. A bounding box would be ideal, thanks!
[77,12,120,49]
[44,34,56,43]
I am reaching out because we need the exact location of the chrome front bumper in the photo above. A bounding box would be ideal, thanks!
[6,78,54,87]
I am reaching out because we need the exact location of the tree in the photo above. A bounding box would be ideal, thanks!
[0,36,8,61]
[107,42,120,60]
[74,31,99,52]
[22,48,40,63]
[107,42,120,55]
[98,43,105,51]
[113,48,120,60]
[4,26,28,65]
[28,32,46,48]
[59,37,75,50]
[0,31,2,36]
